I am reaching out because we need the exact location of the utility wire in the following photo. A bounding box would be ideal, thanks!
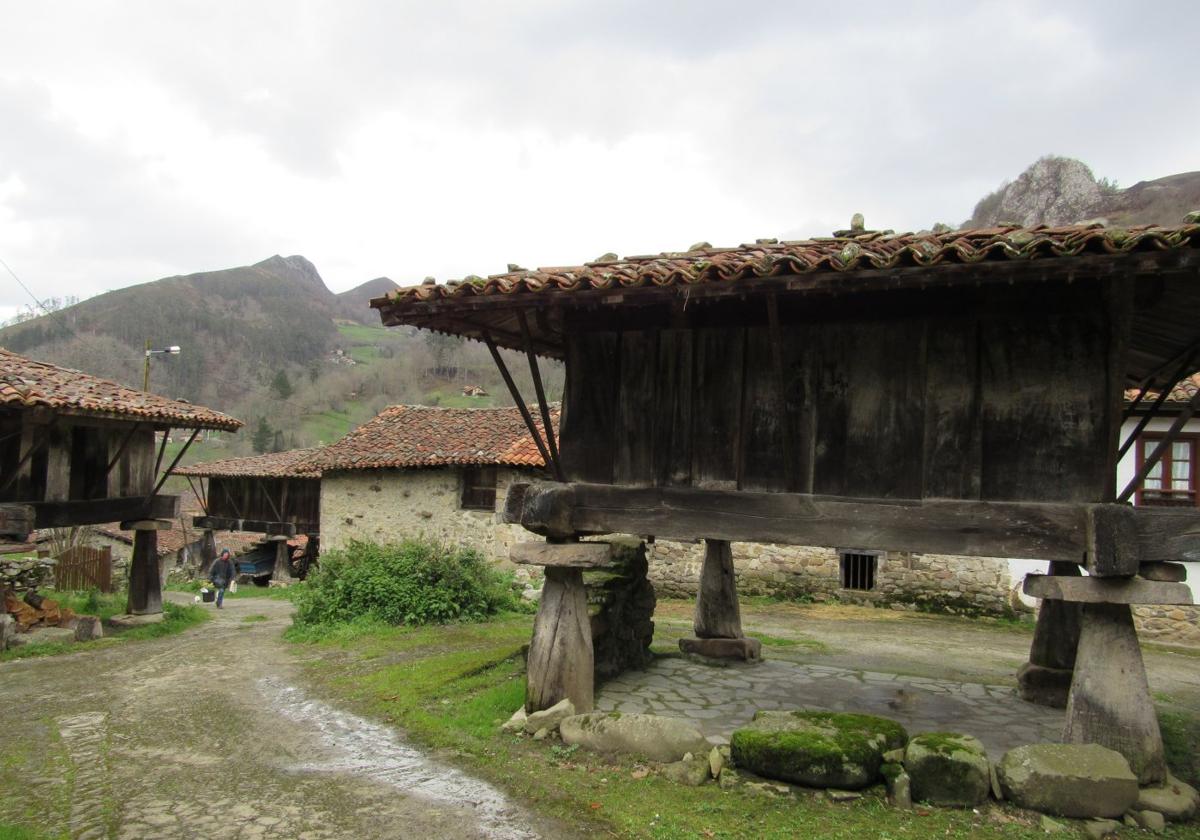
[0,254,88,344]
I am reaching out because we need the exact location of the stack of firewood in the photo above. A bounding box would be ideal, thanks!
[2,588,76,631]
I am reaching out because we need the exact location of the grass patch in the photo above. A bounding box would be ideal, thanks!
[166,580,301,601]
[294,617,1089,839]
[242,614,270,623]
[756,633,829,653]
[1159,708,1200,788]
[0,824,51,840]
[0,600,209,662]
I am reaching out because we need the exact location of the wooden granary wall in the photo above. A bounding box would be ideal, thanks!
[559,280,1123,505]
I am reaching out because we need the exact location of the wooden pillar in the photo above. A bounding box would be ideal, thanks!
[526,566,594,713]
[271,538,291,582]
[1017,561,1082,707]
[126,527,162,616]
[198,529,217,577]
[680,539,761,660]
[1065,602,1166,785]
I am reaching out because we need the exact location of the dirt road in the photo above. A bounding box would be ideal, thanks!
[0,594,558,840]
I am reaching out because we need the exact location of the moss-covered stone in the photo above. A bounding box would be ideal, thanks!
[730,710,908,790]
[904,732,990,807]
[997,743,1138,819]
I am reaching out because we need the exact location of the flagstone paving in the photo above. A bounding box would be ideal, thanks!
[594,655,1063,758]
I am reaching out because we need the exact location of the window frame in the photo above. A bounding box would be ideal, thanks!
[459,465,498,511]
[1135,434,1199,507]
[837,548,882,592]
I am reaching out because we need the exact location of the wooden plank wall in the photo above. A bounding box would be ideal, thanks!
[207,476,320,527]
[557,285,1115,504]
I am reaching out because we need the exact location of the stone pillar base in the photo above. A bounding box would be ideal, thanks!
[1016,661,1073,708]
[679,636,762,661]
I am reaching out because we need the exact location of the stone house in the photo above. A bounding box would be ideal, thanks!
[308,405,554,561]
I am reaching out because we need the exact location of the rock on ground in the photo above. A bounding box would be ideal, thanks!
[904,732,990,808]
[997,743,1139,819]
[559,713,710,763]
[1136,772,1200,822]
[882,762,911,809]
[661,753,709,786]
[525,698,575,735]
[74,615,103,642]
[1082,818,1122,840]
[730,710,907,791]
[500,707,526,733]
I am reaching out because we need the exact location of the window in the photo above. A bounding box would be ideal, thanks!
[460,466,498,510]
[1137,436,1197,507]
[839,550,879,591]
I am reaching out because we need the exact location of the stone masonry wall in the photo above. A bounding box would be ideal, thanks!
[319,467,532,563]
[1133,604,1200,647]
[0,554,55,593]
[648,539,1014,617]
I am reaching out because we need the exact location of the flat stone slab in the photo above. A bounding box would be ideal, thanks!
[108,613,165,628]
[997,743,1139,819]
[511,542,613,568]
[679,637,762,661]
[1139,561,1187,583]
[8,626,76,647]
[1024,574,1193,605]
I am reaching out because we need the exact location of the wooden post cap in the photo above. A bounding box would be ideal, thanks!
[1024,574,1193,606]
[511,541,613,568]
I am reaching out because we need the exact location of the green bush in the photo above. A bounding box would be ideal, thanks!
[292,539,521,628]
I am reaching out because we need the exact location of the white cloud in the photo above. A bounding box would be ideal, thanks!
[0,0,1196,315]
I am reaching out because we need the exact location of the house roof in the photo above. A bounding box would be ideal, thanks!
[309,404,557,472]
[370,219,1200,385]
[1125,373,1200,407]
[172,447,323,479]
[0,348,242,430]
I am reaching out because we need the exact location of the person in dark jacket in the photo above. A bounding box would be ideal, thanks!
[209,549,235,608]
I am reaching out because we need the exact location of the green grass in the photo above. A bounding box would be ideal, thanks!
[0,598,209,662]
[166,580,301,601]
[423,390,496,408]
[0,824,53,840]
[1159,708,1200,788]
[336,322,398,344]
[242,614,269,623]
[300,408,373,445]
[756,633,829,653]
[293,617,1120,839]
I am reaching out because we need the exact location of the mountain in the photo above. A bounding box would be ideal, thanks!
[334,277,399,322]
[0,255,342,408]
[965,156,1200,229]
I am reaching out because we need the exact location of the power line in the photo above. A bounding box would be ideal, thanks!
[0,254,86,343]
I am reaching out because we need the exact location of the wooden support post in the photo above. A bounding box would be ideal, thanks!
[271,538,291,583]
[1065,603,1166,785]
[681,539,761,661]
[526,565,594,714]
[198,529,217,577]
[126,526,163,616]
[1017,561,1082,708]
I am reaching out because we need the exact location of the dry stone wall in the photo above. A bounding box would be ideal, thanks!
[647,539,1015,617]
[0,554,55,592]
[1133,604,1200,647]
[320,467,533,563]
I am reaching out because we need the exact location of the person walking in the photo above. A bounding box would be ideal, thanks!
[209,549,235,609]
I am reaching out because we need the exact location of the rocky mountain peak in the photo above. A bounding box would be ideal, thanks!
[967,156,1105,228]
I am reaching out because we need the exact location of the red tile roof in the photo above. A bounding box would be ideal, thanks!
[309,404,557,472]
[1125,373,1200,406]
[0,348,241,430]
[173,447,323,479]
[373,221,1200,308]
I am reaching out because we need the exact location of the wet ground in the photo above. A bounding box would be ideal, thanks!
[0,594,554,840]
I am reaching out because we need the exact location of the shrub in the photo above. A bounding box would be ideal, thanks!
[292,539,521,627]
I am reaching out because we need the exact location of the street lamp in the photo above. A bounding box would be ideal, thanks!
[143,340,181,391]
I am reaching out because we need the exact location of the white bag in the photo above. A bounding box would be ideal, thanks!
[229,580,238,594]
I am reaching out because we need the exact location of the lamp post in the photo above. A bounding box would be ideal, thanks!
[143,340,181,391]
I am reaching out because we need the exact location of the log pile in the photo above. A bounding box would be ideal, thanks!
[3,587,77,632]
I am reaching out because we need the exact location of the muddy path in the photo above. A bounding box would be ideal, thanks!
[0,594,561,840]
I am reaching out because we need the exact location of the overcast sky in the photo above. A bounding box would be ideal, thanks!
[1,0,1197,320]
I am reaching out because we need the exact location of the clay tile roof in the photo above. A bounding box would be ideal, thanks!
[0,348,241,431]
[373,221,1200,309]
[309,405,558,472]
[173,447,323,479]
[1125,372,1200,406]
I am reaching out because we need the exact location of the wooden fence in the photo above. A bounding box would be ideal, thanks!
[55,545,114,593]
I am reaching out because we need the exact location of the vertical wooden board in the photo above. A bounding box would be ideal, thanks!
[780,326,818,493]
[813,320,927,498]
[44,424,71,502]
[614,330,658,486]
[691,327,745,490]
[121,429,155,496]
[739,327,788,492]
[558,331,620,484]
[923,318,983,499]
[653,329,693,487]
[980,308,1110,502]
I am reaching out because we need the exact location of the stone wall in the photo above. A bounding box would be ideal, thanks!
[319,467,533,563]
[586,539,656,680]
[0,554,55,592]
[1134,605,1200,647]
[647,539,1015,617]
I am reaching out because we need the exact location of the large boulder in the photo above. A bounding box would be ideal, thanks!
[559,713,710,763]
[997,743,1139,818]
[1136,772,1199,822]
[905,733,990,807]
[730,710,908,790]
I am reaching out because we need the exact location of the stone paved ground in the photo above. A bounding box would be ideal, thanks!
[595,656,1062,758]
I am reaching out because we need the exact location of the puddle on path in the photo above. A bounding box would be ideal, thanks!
[259,678,538,840]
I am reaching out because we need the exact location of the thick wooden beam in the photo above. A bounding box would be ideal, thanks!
[192,515,299,537]
[511,541,612,568]
[506,481,1200,572]
[1024,574,1193,605]
[29,494,180,528]
[0,504,35,537]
